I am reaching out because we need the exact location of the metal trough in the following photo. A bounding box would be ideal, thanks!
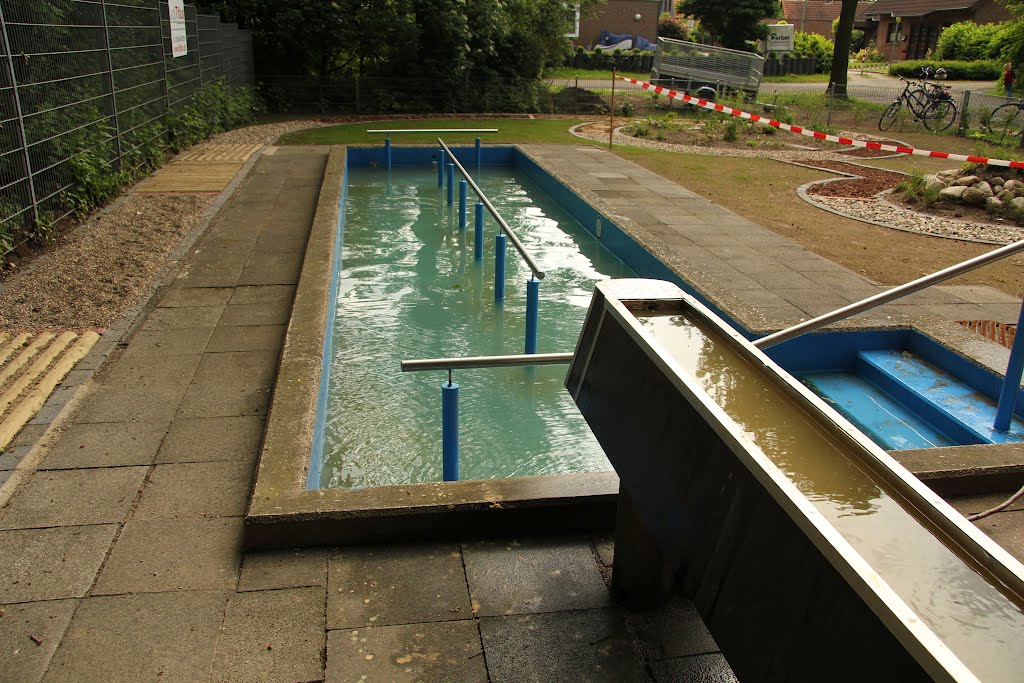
[566,279,1024,683]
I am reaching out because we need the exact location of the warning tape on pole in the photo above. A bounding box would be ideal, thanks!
[616,75,1024,169]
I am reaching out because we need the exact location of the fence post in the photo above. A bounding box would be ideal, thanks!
[957,90,970,137]
[99,0,122,167]
[575,74,579,116]
[0,5,38,227]
[668,77,674,113]
[826,82,834,128]
[158,0,172,137]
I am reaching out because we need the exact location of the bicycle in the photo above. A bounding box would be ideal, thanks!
[878,73,958,132]
[984,99,1024,145]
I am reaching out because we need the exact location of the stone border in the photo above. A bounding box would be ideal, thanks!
[244,145,617,549]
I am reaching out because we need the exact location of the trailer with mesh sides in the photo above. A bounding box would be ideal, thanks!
[651,37,764,100]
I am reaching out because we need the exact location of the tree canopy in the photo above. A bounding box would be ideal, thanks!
[675,0,780,51]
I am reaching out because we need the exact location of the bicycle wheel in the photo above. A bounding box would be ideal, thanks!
[988,104,1024,145]
[923,99,957,132]
[879,101,901,131]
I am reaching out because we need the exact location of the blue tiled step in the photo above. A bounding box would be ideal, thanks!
[856,350,1024,446]
[801,372,957,451]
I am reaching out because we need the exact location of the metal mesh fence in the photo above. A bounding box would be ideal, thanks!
[0,0,253,257]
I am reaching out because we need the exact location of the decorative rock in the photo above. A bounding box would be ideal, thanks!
[972,181,994,195]
[998,189,1015,202]
[986,196,1004,212]
[953,175,980,187]
[939,185,968,201]
[962,187,990,205]
[1004,179,1024,192]
[992,176,1007,187]
[995,185,1004,193]
[1008,197,1024,218]
[924,175,946,192]
[937,169,959,179]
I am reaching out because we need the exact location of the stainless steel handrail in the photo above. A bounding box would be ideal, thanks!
[367,128,498,133]
[754,238,1024,349]
[401,352,573,372]
[437,137,545,280]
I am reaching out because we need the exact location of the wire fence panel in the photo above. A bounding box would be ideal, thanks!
[0,0,253,257]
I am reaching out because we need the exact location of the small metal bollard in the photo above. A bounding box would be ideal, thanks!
[494,233,507,300]
[385,136,392,171]
[446,163,454,205]
[438,148,446,186]
[525,277,540,354]
[442,379,460,481]
[474,202,484,261]
[459,180,467,231]
[475,137,481,168]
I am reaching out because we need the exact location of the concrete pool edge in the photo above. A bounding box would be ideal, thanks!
[245,145,618,548]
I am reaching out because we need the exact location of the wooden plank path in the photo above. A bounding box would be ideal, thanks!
[136,143,262,193]
[0,329,99,449]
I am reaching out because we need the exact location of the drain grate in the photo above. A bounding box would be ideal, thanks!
[0,330,99,450]
[958,320,1017,350]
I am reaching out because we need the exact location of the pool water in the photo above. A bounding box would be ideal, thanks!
[318,165,635,488]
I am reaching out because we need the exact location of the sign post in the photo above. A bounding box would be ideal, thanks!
[169,0,187,58]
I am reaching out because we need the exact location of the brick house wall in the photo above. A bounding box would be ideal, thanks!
[576,0,660,49]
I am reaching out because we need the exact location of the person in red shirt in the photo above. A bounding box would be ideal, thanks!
[1004,62,1015,98]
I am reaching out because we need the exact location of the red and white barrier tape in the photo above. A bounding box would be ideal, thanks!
[616,75,1024,169]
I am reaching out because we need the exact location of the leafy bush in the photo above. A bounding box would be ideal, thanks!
[568,49,655,73]
[794,31,834,73]
[853,47,887,64]
[167,80,261,152]
[934,21,1005,61]
[888,60,1001,80]
[658,13,689,41]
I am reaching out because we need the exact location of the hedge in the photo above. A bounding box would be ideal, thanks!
[888,60,1001,80]
[567,48,655,73]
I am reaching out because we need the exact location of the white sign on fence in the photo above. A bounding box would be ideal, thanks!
[766,23,794,54]
[169,0,187,58]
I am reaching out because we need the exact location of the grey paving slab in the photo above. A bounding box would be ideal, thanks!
[253,233,309,254]
[9,424,46,448]
[326,620,485,683]
[176,262,246,288]
[133,461,250,520]
[140,305,224,331]
[627,595,719,660]
[0,525,117,602]
[939,285,1021,304]
[97,352,202,387]
[158,287,233,308]
[327,544,471,628]
[0,470,11,487]
[0,445,30,471]
[218,300,291,327]
[176,382,271,418]
[156,415,263,464]
[93,517,242,594]
[479,608,647,682]
[42,591,227,683]
[194,350,278,389]
[211,587,325,683]
[39,420,168,470]
[462,537,609,617]
[71,384,188,424]
[121,327,215,356]
[0,467,147,529]
[229,285,295,305]
[0,599,78,683]
[593,535,614,569]
[238,549,328,592]
[651,653,738,682]
[208,324,286,353]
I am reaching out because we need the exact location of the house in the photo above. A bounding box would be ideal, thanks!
[860,0,1012,61]
[572,0,660,49]
[779,1,845,39]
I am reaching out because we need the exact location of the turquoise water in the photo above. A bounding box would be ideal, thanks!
[319,165,635,488]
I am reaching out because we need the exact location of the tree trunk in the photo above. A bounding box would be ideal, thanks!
[828,0,859,97]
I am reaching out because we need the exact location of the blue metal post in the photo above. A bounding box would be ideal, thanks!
[494,233,507,300]
[525,277,540,354]
[438,148,446,187]
[442,379,460,481]
[385,136,392,171]
[475,137,481,168]
[994,301,1024,431]
[446,163,454,205]
[459,180,467,231]
[474,202,484,261]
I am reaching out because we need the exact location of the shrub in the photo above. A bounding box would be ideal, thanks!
[854,47,887,64]
[888,60,1001,80]
[934,21,1004,61]
[794,31,834,73]
[568,48,655,73]
[658,13,689,41]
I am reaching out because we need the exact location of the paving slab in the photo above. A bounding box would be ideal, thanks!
[140,305,225,331]
[238,252,304,286]
[158,287,234,308]
[9,425,47,448]
[42,591,227,683]
[0,445,30,471]
[38,420,168,470]
[133,461,251,520]
[238,549,328,592]
[0,599,78,683]
[93,517,243,594]
[207,324,286,353]
[218,300,292,327]
[71,384,188,425]
[0,467,148,529]
[97,352,202,387]
[479,608,647,682]
[211,587,325,683]
[0,525,117,602]
[327,544,471,628]
[326,620,485,683]
[156,415,263,464]
[229,285,295,305]
[176,382,271,418]
[176,262,246,288]
[194,350,278,389]
[627,594,720,660]
[462,537,609,616]
[120,327,215,356]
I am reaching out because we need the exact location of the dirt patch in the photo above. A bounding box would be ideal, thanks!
[799,159,907,198]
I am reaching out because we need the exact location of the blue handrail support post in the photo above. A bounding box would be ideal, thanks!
[994,301,1024,431]
[474,202,484,261]
[475,137,481,168]
[446,163,455,205]
[495,233,507,300]
[459,180,467,231]
[525,277,540,354]
[385,136,392,171]
[442,380,460,481]
[438,148,446,186]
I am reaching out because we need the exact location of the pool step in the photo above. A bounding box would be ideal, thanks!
[801,371,957,451]
[856,350,1024,446]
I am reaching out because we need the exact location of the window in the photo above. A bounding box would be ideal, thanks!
[565,5,580,38]
[886,20,902,43]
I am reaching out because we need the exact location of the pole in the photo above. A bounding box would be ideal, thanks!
[525,278,540,354]
[385,136,391,171]
[610,67,616,149]
[446,163,454,205]
[459,180,467,231]
[441,379,460,482]
[438,148,446,187]
[994,302,1024,431]
[475,136,481,169]
[494,233,507,300]
[957,90,971,137]
[0,6,38,227]
[474,201,484,261]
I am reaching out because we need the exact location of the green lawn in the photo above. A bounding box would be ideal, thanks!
[278,117,596,145]
[542,67,646,80]
[761,73,830,83]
